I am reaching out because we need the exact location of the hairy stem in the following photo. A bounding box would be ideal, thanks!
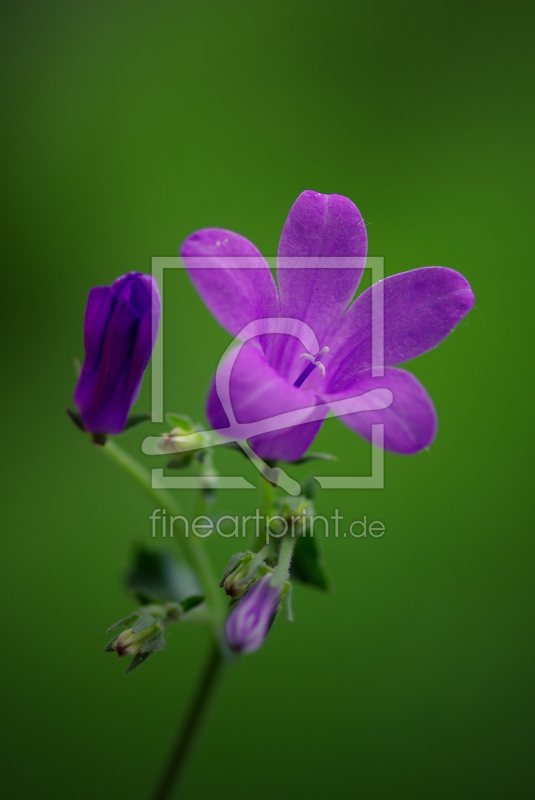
[271,534,295,587]
[151,642,224,800]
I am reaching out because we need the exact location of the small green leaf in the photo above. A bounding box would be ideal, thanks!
[179,595,205,613]
[126,547,202,604]
[131,614,158,634]
[125,652,152,674]
[166,413,194,432]
[106,613,139,634]
[293,452,337,466]
[290,534,330,591]
[123,413,152,431]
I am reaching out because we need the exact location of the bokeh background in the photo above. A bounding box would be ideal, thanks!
[1,3,534,799]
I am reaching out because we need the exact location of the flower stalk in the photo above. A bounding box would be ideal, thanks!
[151,642,224,800]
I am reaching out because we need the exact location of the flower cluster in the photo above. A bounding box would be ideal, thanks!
[71,190,474,665]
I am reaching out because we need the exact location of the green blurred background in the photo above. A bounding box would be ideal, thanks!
[1,2,533,798]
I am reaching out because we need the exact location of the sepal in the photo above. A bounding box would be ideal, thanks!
[66,407,85,432]
[125,652,152,674]
[166,453,194,470]
[293,452,337,466]
[219,551,270,602]
[123,413,152,431]
[140,629,166,653]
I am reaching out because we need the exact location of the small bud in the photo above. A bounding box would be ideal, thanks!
[112,623,162,658]
[160,426,207,455]
[74,272,160,436]
[225,574,283,654]
[221,553,255,600]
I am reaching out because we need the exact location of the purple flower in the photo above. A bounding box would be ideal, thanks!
[74,272,160,435]
[181,191,474,461]
[225,574,282,654]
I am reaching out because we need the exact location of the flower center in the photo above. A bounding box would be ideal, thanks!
[293,346,329,388]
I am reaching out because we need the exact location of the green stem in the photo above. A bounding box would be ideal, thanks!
[271,534,295,587]
[249,473,274,553]
[99,439,225,625]
[259,472,274,518]
[151,642,224,800]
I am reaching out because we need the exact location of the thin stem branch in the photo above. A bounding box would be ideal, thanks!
[99,438,225,625]
[249,473,274,553]
[151,643,224,800]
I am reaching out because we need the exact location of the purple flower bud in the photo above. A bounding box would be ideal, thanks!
[225,574,282,654]
[74,272,160,435]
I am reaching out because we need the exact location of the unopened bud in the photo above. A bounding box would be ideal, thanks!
[225,574,283,654]
[221,553,255,600]
[112,623,162,658]
[160,427,207,455]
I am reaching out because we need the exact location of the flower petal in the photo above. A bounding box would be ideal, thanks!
[268,191,367,379]
[83,286,115,360]
[225,575,282,654]
[206,344,326,462]
[326,267,475,393]
[325,367,437,455]
[180,229,279,337]
[75,297,139,434]
[119,281,161,414]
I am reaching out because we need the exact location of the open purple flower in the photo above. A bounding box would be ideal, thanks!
[74,272,160,435]
[181,191,474,461]
[225,574,282,654]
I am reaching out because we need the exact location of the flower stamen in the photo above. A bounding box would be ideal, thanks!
[294,346,329,388]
